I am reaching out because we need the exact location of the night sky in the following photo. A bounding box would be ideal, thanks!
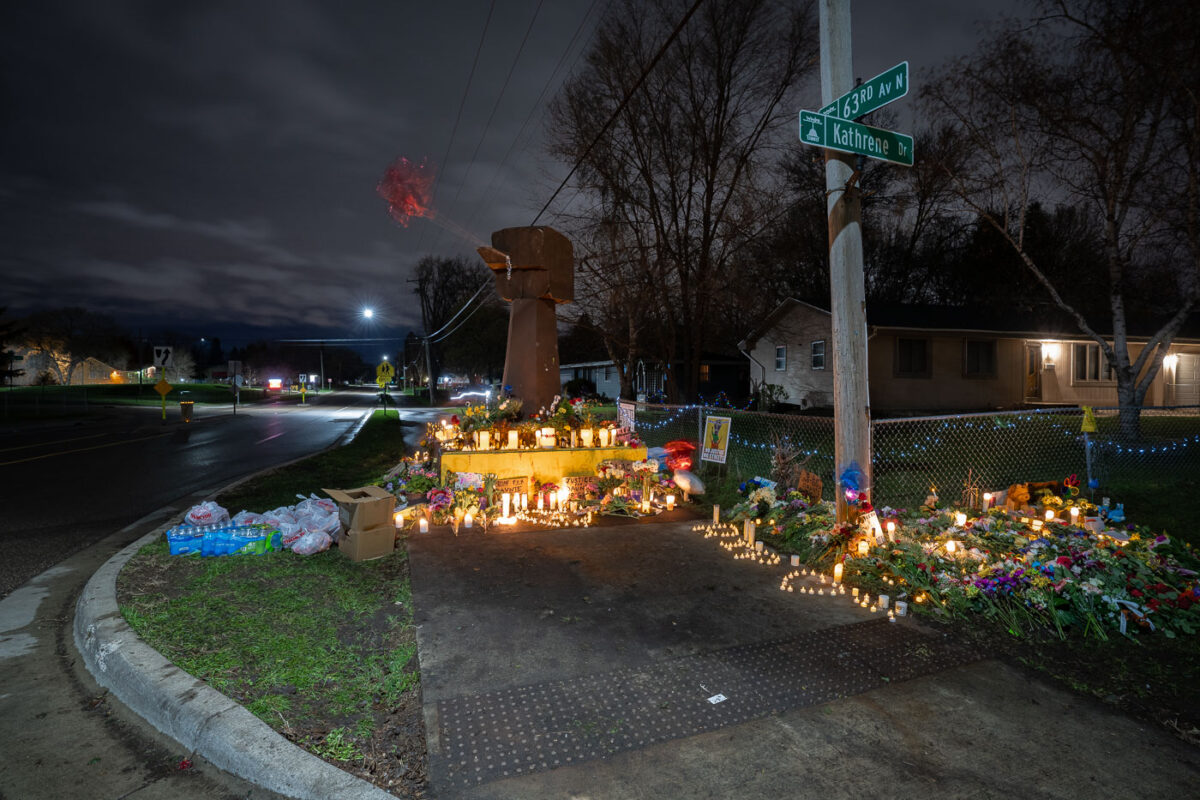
[0,1,1005,347]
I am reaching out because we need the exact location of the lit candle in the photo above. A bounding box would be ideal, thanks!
[502,493,511,518]
[559,486,569,508]
[537,494,544,511]
[790,554,800,567]
[885,520,896,540]
[755,541,764,553]
[833,563,843,584]
[393,510,405,528]
[878,594,890,610]
[713,505,720,523]
[418,518,429,534]
[946,539,957,555]
[1069,506,1079,523]
[1045,509,1054,521]
[549,492,558,511]
[894,600,908,616]
[520,493,528,511]
[857,539,869,556]
[598,428,610,447]
[641,499,651,514]
[570,429,577,448]
[478,430,490,451]
[464,513,474,528]
[1031,519,1043,531]
[983,492,992,508]
[954,511,967,526]
[508,430,519,450]
[581,427,593,447]
[666,495,676,510]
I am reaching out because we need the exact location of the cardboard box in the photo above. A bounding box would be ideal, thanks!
[337,523,395,562]
[323,486,396,532]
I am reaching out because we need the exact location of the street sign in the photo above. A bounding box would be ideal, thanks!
[799,110,914,166]
[376,361,395,381]
[819,61,908,120]
[154,377,172,397]
[153,346,173,368]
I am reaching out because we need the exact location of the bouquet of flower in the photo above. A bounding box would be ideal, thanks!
[426,487,454,516]
[631,458,660,475]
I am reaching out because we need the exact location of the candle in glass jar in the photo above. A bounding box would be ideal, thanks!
[1045,509,1054,521]
[581,427,594,447]
[520,493,528,511]
[464,513,474,528]
[478,430,490,451]
[508,430,519,450]
[833,562,843,584]
[501,493,511,518]
[954,511,967,526]
[983,492,992,508]
[885,520,896,540]
[598,428,610,447]
[419,518,429,533]
[857,539,869,556]
[713,505,720,523]
[666,494,676,510]
[1069,506,1079,523]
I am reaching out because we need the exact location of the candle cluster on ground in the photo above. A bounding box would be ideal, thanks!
[691,519,900,621]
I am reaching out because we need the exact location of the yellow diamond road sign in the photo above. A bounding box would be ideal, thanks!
[154,377,172,397]
[376,361,395,380]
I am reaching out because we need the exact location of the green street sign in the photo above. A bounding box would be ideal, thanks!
[798,110,914,167]
[819,61,908,120]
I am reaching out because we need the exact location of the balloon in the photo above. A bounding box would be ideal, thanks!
[673,469,705,495]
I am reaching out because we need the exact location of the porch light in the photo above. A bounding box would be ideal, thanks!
[1041,341,1060,363]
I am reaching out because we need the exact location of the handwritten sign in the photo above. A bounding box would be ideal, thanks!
[495,476,530,495]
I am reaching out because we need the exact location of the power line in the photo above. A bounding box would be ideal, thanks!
[530,0,706,226]
[438,0,547,253]
[463,0,607,237]
[414,0,497,257]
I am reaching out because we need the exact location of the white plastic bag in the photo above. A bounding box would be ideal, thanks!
[184,501,230,527]
[231,510,264,526]
[278,521,304,547]
[291,530,331,555]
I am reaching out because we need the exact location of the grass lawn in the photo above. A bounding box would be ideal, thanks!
[117,410,426,795]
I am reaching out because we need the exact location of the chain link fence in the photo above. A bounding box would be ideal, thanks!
[634,403,1200,509]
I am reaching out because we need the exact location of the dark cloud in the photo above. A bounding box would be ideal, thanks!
[0,0,1005,345]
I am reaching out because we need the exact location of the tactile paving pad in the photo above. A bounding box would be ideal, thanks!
[434,619,983,788]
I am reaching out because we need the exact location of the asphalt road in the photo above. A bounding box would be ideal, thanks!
[0,388,385,600]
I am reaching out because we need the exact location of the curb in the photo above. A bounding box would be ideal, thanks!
[74,525,397,800]
[73,405,397,800]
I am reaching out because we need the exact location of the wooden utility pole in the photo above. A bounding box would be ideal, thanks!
[820,0,872,522]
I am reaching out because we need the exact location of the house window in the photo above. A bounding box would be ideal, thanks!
[774,345,786,371]
[1073,343,1114,382]
[895,338,930,378]
[964,340,996,378]
[604,364,613,380]
[811,340,826,370]
[699,364,710,382]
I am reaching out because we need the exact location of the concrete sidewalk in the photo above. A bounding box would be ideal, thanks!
[409,520,1200,800]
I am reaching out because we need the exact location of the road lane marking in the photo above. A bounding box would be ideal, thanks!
[255,432,285,444]
[0,431,111,453]
[0,431,172,467]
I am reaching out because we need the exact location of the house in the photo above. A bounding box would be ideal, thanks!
[559,355,749,402]
[739,299,1200,413]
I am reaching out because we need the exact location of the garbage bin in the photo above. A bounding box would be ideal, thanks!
[180,400,195,423]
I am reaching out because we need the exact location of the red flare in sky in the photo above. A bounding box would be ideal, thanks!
[377,157,435,227]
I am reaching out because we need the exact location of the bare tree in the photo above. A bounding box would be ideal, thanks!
[548,0,818,401]
[20,307,130,385]
[921,0,1200,438]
